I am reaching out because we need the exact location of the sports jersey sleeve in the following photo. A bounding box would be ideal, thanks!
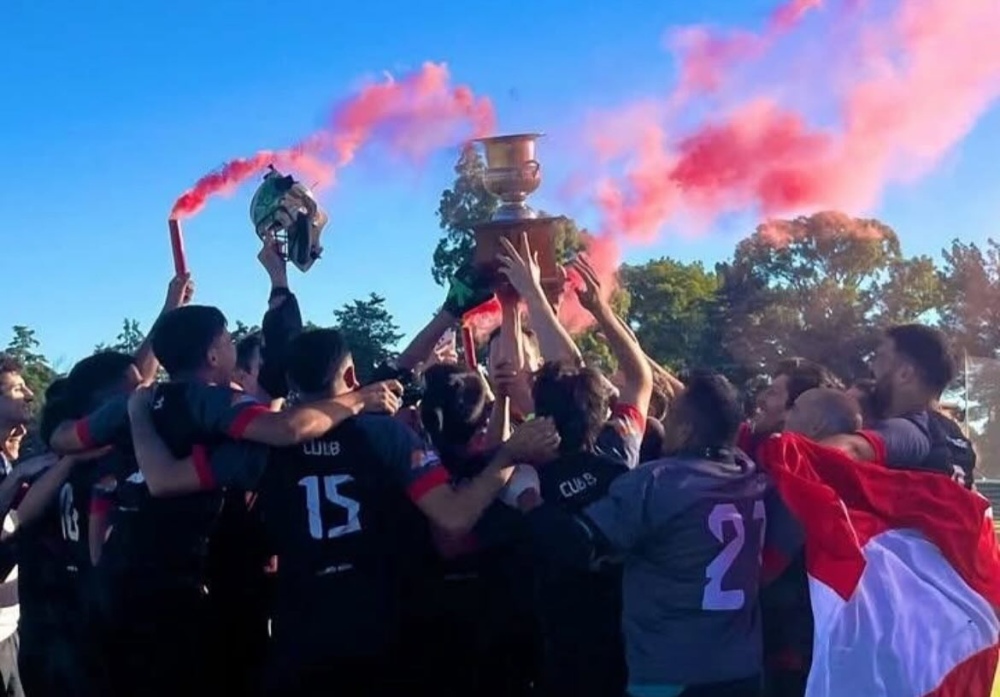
[354,416,450,501]
[73,395,128,449]
[867,416,930,466]
[580,464,656,554]
[191,441,269,491]
[184,384,272,440]
[594,403,646,468]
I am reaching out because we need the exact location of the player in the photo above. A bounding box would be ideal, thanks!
[126,327,559,696]
[516,371,775,697]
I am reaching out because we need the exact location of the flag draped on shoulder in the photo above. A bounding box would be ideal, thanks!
[757,432,1000,697]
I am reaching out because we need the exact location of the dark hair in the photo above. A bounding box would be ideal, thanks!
[0,354,22,376]
[39,378,75,446]
[532,361,610,454]
[151,306,228,376]
[420,364,490,456]
[236,333,263,373]
[68,351,135,411]
[674,370,742,451]
[286,329,351,395]
[885,324,955,396]
[773,357,843,408]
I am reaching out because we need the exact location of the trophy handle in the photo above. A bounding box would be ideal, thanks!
[523,160,541,177]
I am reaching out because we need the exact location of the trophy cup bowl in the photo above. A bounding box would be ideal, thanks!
[472,133,566,301]
[476,134,544,221]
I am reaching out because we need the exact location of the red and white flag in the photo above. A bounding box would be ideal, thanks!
[758,433,1000,697]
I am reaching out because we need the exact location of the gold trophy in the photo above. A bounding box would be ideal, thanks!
[471,134,566,299]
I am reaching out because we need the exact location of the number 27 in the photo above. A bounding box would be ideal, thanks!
[701,501,766,611]
[299,475,361,540]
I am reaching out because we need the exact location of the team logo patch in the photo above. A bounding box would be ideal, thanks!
[411,449,440,470]
[231,392,259,407]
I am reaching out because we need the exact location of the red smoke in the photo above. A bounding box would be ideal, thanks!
[171,62,494,219]
[581,0,1000,311]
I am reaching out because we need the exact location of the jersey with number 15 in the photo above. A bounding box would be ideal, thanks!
[258,413,448,661]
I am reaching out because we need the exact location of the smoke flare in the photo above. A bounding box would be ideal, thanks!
[579,0,1000,311]
[170,63,494,219]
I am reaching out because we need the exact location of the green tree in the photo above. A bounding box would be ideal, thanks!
[937,239,1000,478]
[715,212,942,383]
[231,321,260,344]
[95,318,146,354]
[333,294,403,384]
[620,258,719,372]
[433,144,499,285]
[5,325,57,401]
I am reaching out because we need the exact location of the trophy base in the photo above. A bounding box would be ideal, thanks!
[492,202,539,221]
[472,217,566,300]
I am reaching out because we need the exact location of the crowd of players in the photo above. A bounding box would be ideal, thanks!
[0,234,977,697]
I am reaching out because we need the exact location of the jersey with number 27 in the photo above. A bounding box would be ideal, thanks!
[581,452,770,687]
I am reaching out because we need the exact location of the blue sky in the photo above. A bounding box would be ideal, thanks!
[2,0,999,371]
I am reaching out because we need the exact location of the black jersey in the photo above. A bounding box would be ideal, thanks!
[102,382,266,583]
[534,450,630,697]
[258,413,448,665]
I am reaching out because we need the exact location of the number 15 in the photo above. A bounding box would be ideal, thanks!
[299,475,362,540]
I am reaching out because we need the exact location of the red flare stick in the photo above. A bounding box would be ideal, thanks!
[461,324,478,370]
[168,219,188,276]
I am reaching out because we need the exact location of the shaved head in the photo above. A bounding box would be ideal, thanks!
[784,388,862,441]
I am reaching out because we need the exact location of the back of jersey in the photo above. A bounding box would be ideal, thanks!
[584,452,769,687]
[106,383,225,583]
[259,416,412,662]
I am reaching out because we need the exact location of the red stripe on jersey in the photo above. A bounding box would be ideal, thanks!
[856,430,887,464]
[192,444,216,489]
[612,403,646,436]
[75,419,94,449]
[227,405,271,439]
[407,465,451,502]
[90,494,113,519]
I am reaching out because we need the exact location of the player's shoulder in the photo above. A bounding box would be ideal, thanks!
[645,451,766,491]
[352,412,410,435]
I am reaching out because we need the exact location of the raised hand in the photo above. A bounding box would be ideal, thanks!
[258,232,288,287]
[568,254,603,313]
[164,273,194,310]
[502,417,561,463]
[497,233,542,298]
[357,380,404,416]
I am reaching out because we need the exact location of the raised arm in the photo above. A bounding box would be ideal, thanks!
[134,274,195,383]
[498,234,582,366]
[572,255,652,416]
[398,262,495,371]
[129,389,268,498]
[184,380,404,448]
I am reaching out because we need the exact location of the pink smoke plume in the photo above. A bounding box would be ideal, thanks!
[171,62,494,219]
[568,0,1000,331]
